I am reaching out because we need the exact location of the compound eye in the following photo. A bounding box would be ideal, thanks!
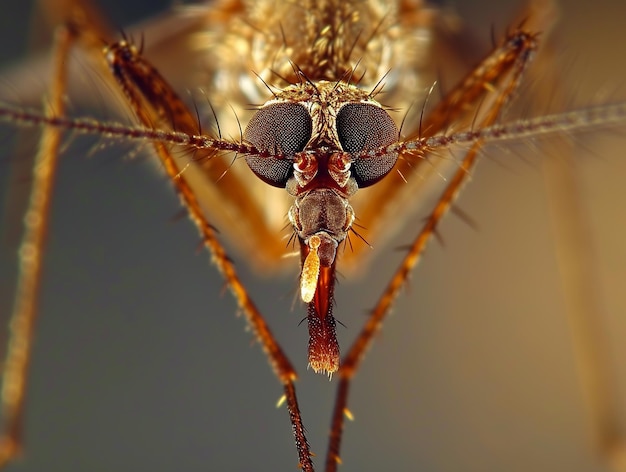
[336,103,398,187]
[244,102,312,187]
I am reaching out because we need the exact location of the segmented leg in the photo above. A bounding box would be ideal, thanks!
[2,1,314,469]
[534,58,626,472]
[0,23,76,467]
[325,28,538,470]
[101,30,315,472]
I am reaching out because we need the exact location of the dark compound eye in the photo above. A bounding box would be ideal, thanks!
[336,103,399,188]
[244,102,312,187]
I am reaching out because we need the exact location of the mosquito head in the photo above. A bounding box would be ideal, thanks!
[243,80,399,308]
[242,81,399,191]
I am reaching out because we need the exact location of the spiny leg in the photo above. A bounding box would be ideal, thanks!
[0,23,76,467]
[532,45,626,472]
[324,28,539,471]
[487,3,626,465]
[2,1,314,469]
[101,37,314,471]
[142,126,313,472]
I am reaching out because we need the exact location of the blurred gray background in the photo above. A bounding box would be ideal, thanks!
[0,1,625,471]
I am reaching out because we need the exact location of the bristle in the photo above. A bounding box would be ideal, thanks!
[307,306,340,375]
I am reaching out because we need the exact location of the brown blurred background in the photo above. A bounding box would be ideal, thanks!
[0,1,625,471]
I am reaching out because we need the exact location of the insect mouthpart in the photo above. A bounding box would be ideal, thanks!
[300,233,338,304]
[290,188,354,375]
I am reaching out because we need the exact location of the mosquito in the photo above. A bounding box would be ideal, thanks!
[0,0,625,471]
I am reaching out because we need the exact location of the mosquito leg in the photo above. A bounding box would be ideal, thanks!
[4,1,314,467]
[0,23,76,467]
[542,139,626,470]
[532,46,626,472]
[325,29,539,471]
[100,38,313,471]
[149,129,313,471]
[507,2,626,464]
